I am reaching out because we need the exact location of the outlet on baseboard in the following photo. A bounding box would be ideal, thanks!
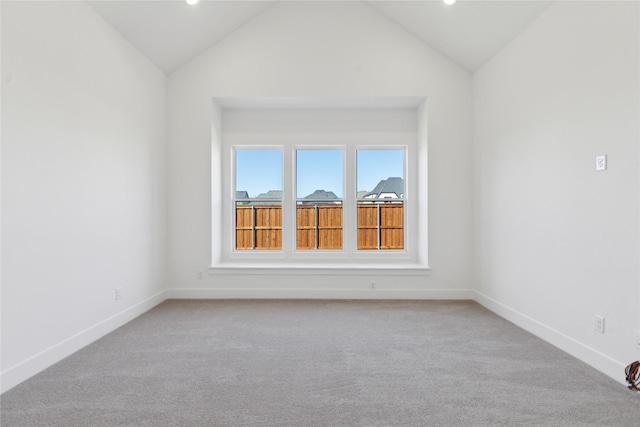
[115,287,122,301]
[594,315,605,334]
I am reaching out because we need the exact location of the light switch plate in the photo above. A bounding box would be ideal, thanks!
[596,155,607,171]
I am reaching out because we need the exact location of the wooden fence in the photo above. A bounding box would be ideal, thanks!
[236,203,403,250]
[357,203,404,250]
[236,205,282,250]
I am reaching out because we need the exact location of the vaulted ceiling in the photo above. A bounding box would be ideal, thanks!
[87,0,554,74]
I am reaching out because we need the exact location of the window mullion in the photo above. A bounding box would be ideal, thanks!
[343,146,356,254]
[282,146,294,254]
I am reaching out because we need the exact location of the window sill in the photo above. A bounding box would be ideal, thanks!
[208,262,431,276]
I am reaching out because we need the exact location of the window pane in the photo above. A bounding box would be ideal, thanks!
[357,149,404,199]
[236,149,282,199]
[296,149,343,199]
[356,149,404,250]
[296,149,343,250]
[235,149,282,250]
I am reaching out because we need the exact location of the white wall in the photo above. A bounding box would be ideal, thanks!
[167,1,473,298]
[473,1,639,381]
[1,1,167,392]
[1,0,636,394]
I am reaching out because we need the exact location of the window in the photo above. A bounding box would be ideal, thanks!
[234,149,282,250]
[296,149,343,250]
[232,145,407,255]
[357,149,405,250]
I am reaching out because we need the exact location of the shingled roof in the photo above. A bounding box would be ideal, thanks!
[304,190,339,200]
[301,189,340,205]
[364,177,404,198]
[254,190,283,199]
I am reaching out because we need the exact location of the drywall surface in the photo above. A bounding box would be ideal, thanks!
[473,1,639,381]
[1,1,167,392]
[167,1,473,296]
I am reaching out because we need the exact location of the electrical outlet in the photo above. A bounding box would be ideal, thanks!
[595,155,607,171]
[594,315,605,334]
[369,281,376,290]
[198,271,204,279]
[635,330,640,351]
[115,287,122,301]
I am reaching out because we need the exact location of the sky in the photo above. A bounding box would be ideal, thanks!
[236,148,404,199]
[296,149,343,198]
[356,149,404,193]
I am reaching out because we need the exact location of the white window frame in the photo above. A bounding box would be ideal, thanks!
[222,136,415,264]
[232,146,284,251]
[294,146,345,252]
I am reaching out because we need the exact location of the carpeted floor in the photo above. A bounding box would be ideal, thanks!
[2,299,640,426]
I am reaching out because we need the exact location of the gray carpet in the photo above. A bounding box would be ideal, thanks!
[2,299,639,426]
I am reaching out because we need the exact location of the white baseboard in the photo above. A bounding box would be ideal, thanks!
[166,287,474,300]
[1,291,167,394]
[474,291,627,386]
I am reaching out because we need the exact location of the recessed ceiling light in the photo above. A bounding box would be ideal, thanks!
[444,0,457,5]
[186,0,200,5]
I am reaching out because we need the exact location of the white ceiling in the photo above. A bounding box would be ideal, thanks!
[87,0,276,73]
[367,0,554,71]
[87,0,554,74]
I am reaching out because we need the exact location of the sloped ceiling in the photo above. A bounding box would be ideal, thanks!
[87,0,276,73]
[87,0,554,74]
[367,0,554,71]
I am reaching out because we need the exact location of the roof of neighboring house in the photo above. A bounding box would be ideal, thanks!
[254,190,283,199]
[364,177,404,198]
[301,189,339,205]
[304,190,339,200]
[236,191,249,199]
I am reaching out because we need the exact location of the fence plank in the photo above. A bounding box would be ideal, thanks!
[318,205,342,249]
[235,206,253,249]
[296,205,316,250]
[357,204,378,249]
[254,205,282,250]
[380,204,404,249]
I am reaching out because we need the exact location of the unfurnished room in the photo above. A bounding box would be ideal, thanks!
[1,0,640,425]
